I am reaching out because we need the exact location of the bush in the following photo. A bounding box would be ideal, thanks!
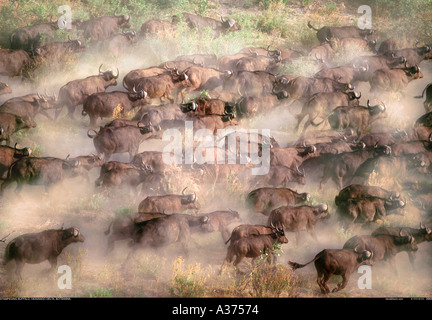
[169,257,207,297]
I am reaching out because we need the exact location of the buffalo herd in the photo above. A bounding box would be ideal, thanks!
[0,7,431,297]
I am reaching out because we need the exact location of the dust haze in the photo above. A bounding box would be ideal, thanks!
[0,5,431,298]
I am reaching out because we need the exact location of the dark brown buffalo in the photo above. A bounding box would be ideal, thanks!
[178,65,232,102]
[124,213,210,262]
[314,64,368,84]
[270,145,317,169]
[0,49,31,77]
[308,42,336,63]
[246,187,310,216]
[233,92,287,119]
[219,224,288,273]
[415,82,432,112]
[182,12,241,37]
[67,154,103,181]
[389,136,432,156]
[307,21,375,43]
[319,145,392,189]
[94,161,152,190]
[130,151,167,173]
[0,92,56,120]
[288,247,373,294]
[377,39,417,55]
[337,196,406,227]
[103,211,169,253]
[295,91,361,134]
[267,204,329,243]
[233,54,281,74]
[122,67,167,91]
[82,88,148,126]
[78,10,131,41]
[87,122,160,161]
[180,97,227,116]
[313,100,386,135]
[0,144,32,180]
[0,156,82,194]
[10,20,59,52]
[198,210,241,242]
[359,129,409,147]
[137,187,199,214]
[383,43,431,66]
[160,60,200,74]
[277,76,354,104]
[343,231,418,273]
[0,113,36,144]
[3,227,85,279]
[33,38,85,60]
[140,18,177,38]
[55,65,119,119]
[224,224,273,245]
[217,52,253,71]
[132,103,187,129]
[125,71,187,104]
[223,70,277,97]
[334,184,400,206]
[369,62,423,94]
[371,224,432,267]
[187,112,238,135]
[0,82,12,96]
[349,55,407,82]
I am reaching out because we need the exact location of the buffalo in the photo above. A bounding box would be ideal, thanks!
[138,187,199,214]
[220,224,288,274]
[3,227,85,279]
[78,10,131,41]
[267,204,329,244]
[246,187,310,216]
[288,247,373,294]
[1,156,82,194]
[55,65,119,119]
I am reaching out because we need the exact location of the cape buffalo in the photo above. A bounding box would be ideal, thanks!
[78,10,131,41]
[220,224,288,274]
[288,247,373,294]
[3,227,85,279]
[87,122,160,161]
[55,65,119,119]
[246,187,310,216]
[0,156,82,194]
[137,187,199,214]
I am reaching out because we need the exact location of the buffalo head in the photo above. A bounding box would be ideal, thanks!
[220,16,241,31]
[99,64,119,83]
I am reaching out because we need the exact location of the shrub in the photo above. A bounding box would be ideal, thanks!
[169,257,207,297]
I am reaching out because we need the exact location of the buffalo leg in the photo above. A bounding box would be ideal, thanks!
[320,272,332,294]
[332,274,349,293]
[67,105,76,119]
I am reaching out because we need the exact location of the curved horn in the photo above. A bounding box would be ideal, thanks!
[114,67,119,79]
[367,99,371,108]
[181,187,187,195]
[98,64,103,74]
[87,129,98,138]
[114,8,120,16]
[354,91,361,99]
